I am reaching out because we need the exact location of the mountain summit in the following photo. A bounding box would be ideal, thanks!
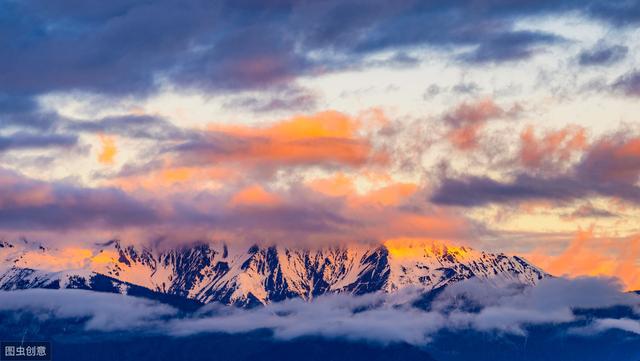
[0,239,546,307]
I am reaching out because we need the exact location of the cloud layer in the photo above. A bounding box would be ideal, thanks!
[1,277,638,345]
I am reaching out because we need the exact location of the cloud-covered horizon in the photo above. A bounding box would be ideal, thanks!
[1,277,638,345]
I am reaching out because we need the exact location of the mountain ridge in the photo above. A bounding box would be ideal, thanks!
[0,239,547,307]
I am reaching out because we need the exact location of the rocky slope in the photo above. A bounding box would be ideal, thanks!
[0,239,546,307]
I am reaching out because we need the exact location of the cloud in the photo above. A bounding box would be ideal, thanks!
[576,134,640,184]
[2,0,637,103]
[525,229,640,291]
[587,1,640,26]
[169,24,310,92]
[431,132,640,206]
[0,168,160,232]
[0,0,218,96]
[0,289,176,331]
[91,109,392,200]
[452,82,482,95]
[437,277,623,315]
[66,115,189,141]
[578,42,628,66]
[460,31,561,64]
[169,290,445,345]
[431,173,586,206]
[433,276,639,334]
[0,164,472,245]
[563,203,617,219]
[519,125,587,170]
[97,135,117,165]
[0,165,336,240]
[0,132,78,152]
[0,0,637,167]
[148,111,388,176]
[222,85,318,113]
[589,318,640,334]
[613,70,640,96]
[3,277,637,344]
[228,185,282,208]
[442,99,516,151]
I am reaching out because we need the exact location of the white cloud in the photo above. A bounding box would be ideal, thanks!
[0,289,177,331]
[1,277,638,344]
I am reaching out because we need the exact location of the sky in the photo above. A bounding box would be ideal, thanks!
[1,0,640,288]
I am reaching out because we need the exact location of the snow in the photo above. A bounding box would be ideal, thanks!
[0,239,547,305]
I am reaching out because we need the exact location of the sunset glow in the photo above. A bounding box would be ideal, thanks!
[0,1,639,291]
[3,3,640,360]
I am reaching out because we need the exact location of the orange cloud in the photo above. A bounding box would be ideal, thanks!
[444,99,510,151]
[375,211,469,241]
[98,134,117,165]
[303,172,472,242]
[107,110,392,194]
[581,136,640,183]
[526,228,640,291]
[519,125,587,169]
[0,184,53,208]
[201,111,387,168]
[354,183,418,207]
[229,185,282,208]
[108,165,237,193]
[308,173,356,197]
[448,122,485,150]
[308,172,418,207]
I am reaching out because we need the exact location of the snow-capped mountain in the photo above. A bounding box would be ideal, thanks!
[0,239,546,307]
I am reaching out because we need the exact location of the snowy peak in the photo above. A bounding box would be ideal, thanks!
[0,239,547,306]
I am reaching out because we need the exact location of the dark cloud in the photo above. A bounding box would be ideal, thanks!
[0,106,60,131]
[0,0,219,96]
[423,82,482,100]
[363,52,421,69]
[565,203,618,218]
[432,172,640,207]
[222,86,318,113]
[0,166,350,239]
[1,111,194,146]
[460,31,562,63]
[442,99,507,128]
[452,82,482,94]
[441,98,519,151]
[65,115,190,141]
[0,132,78,152]
[431,133,640,206]
[431,174,586,206]
[0,168,160,231]
[0,163,473,244]
[613,70,640,96]
[1,0,638,103]
[170,24,311,91]
[575,134,640,184]
[587,0,640,26]
[578,43,628,66]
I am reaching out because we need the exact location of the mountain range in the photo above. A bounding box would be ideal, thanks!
[0,239,546,307]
